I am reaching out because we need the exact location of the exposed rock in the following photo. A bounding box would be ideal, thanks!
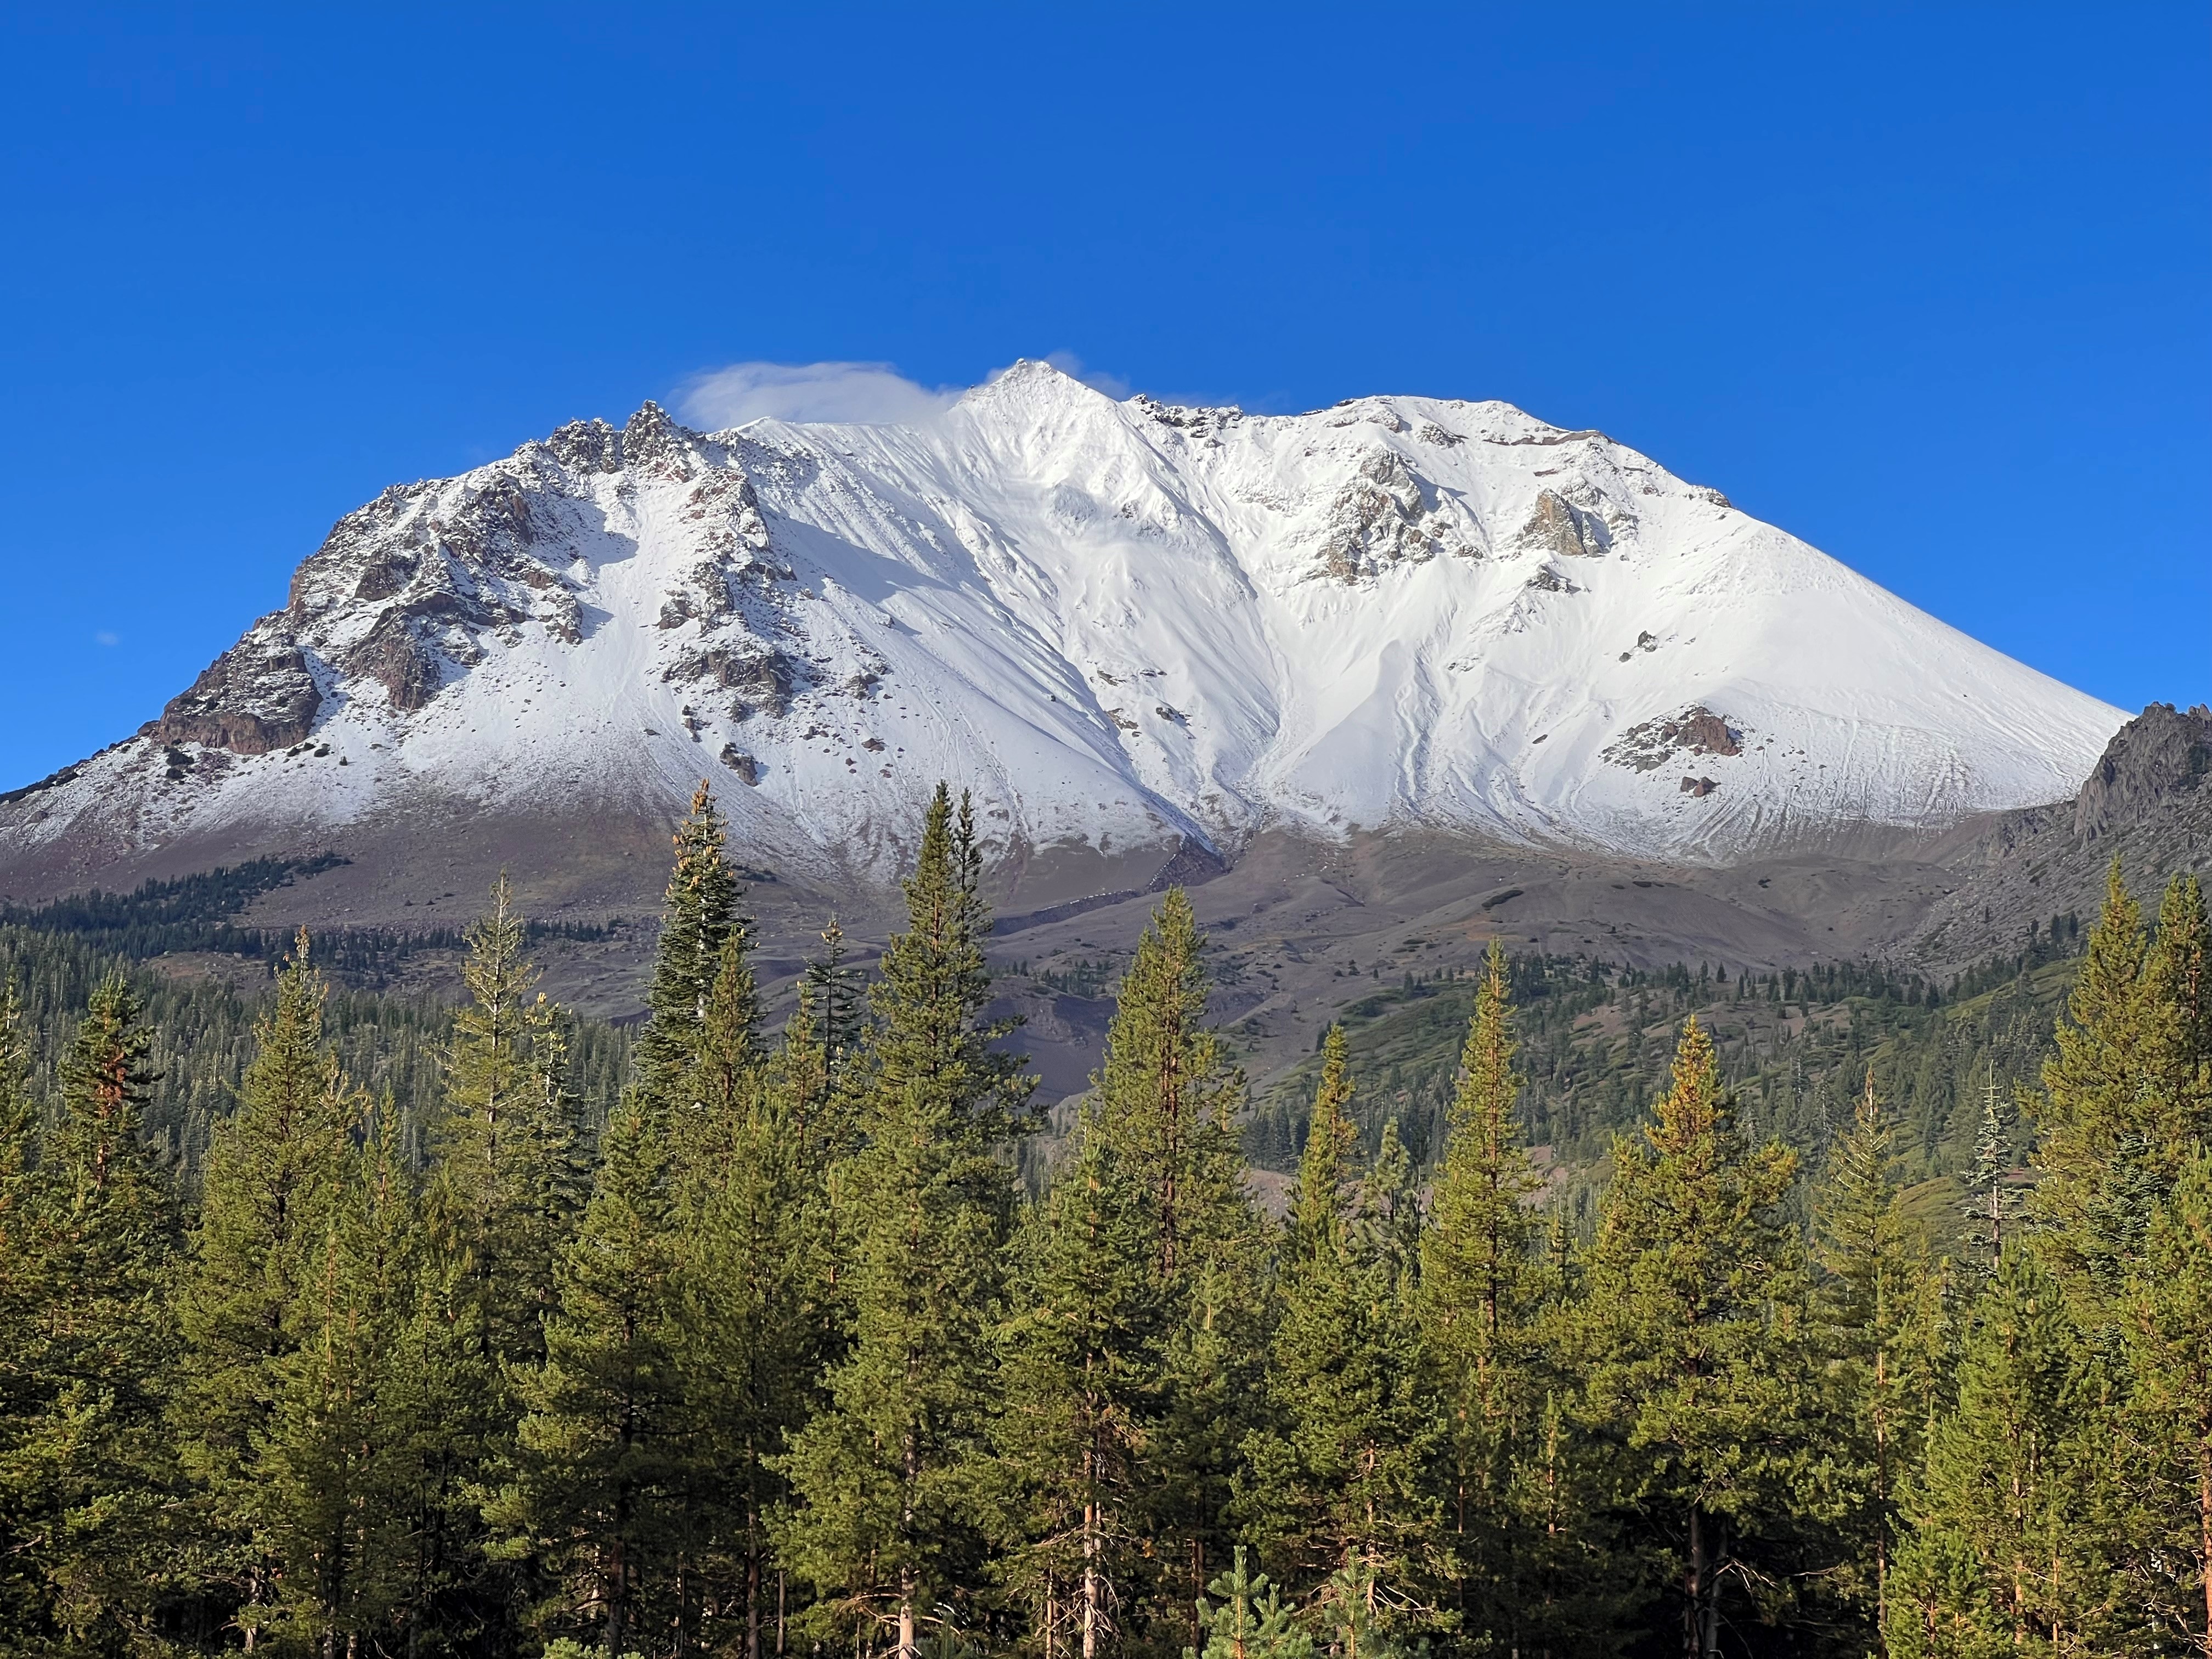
[718,745,761,785]
[1312,448,1476,582]
[1604,706,1744,774]
[1517,488,1610,559]
[1680,776,1719,797]
[153,627,323,753]
[2072,701,2211,842]
[667,646,797,720]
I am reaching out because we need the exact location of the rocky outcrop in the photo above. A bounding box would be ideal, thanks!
[151,625,323,754]
[1916,703,2212,971]
[1312,448,1477,582]
[1605,706,1743,774]
[2072,702,2211,842]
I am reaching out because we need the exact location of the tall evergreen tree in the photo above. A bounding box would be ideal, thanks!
[776,786,1033,1658]
[1418,941,1541,1641]
[176,930,362,1637]
[421,878,590,1649]
[1245,1029,1440,1633]
[260,1114,428,1655]
[16,973,179,1650]
[1961,1068,2023,1279]
[1575,1017,1816,1656]
[1887,1254,2118,1655]
[996,1110,1164,1659]
[1813,1070,1947,1637]
[1084,890,1267,1650]
[635,782,745,1106]
[2115,1147,2212,1655]
[492,1087,690,1658]
[0,976,52,1646]
[675,930,828,1658]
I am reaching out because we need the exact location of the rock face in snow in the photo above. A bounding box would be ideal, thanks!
[0,362,2128,889]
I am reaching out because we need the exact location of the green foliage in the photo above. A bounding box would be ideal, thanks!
[1573,1016,1822,1651]
[1,803,2204,1658]
[1184,1548,1312,1659]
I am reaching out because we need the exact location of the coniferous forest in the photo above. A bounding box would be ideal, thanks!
[1,781,2208,1659]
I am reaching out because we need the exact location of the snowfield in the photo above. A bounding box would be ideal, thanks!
[2,360,2126,880]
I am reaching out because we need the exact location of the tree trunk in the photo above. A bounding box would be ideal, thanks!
[897,1572,917,1659]
[1082,1496,1102,1659]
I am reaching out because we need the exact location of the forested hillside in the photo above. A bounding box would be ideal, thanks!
[0,782,2205,1659]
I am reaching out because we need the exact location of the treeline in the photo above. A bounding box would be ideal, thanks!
[1251,934,2089,1227]
[0,782,2207,1658]
[0,855,620,986]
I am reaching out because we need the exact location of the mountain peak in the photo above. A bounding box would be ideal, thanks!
[0,383,2128,891]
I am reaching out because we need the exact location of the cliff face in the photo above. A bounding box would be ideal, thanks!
[1916,703,2212,969]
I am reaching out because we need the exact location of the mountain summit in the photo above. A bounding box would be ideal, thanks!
[2,361,2123,894]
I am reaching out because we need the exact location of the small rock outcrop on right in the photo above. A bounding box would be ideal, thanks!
[1917,702,2212,970]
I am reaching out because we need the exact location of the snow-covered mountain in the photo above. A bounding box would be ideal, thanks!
[2,361,2125,885]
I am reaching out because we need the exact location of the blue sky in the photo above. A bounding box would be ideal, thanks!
[2,4,2205,791]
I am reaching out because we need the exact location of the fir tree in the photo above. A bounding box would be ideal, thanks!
[675,929,827,1659]
[176,930,362,1634]
[1575,1017,1816,1656]
[2115,1147,2212,1655]
[775,785,1033,1658]
[1417,940,1542,1641]
[260,1114,427,1654]
[1245,1031,1440,1627]
[1813,1069,1946,1635]
[1887,1254,2117,1655]
[1084,889,1268,1648]
[996,1109,1164,1659]
[2031,860,2179,1322]
[1961,1067,2022,1279]
[634,782,745,1104]
[1183,1548,1312,1659]
[492,1087,690,1658]
[0,976,50,1645]
[428,874,588,1373]
[19,973,179,1649]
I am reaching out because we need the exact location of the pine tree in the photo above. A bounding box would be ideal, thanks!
[1417,940,1542,1640]
[635,782,745,1105]
[492,1087,690,1657]
[428,874,588,1373]
[1575,1017,1816,1656]
[2031,860,2180,1322]
[1888,1254,2117,1655]
[20,973,179,1649]
[1084,889,1268,1648]
[0,976,53,1645]
[674,929,827,1658]
[775,785,1033,1658]
[421,878,589,1650]
[1961,1067,2022,1279]
[260,1114,427,1654]
[2115,1146,2212,1655]
[1183,1548,1313,1659]
[996,1109,1164,1659]
[1244,1029,1440,1627]
[176,930,362,1634]
[1813,1070,1946,1636]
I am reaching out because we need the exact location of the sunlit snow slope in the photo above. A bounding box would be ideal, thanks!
[2,361,2126,877]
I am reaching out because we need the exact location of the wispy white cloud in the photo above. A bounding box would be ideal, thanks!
[1041,351,1132,399]
[94,631,120,647]
[676,354,1141,430]
[676,360,963,427]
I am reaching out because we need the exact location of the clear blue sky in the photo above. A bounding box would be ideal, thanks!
[3,4,2205,791]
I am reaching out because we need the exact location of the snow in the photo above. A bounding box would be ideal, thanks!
[9,361,2128,878]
